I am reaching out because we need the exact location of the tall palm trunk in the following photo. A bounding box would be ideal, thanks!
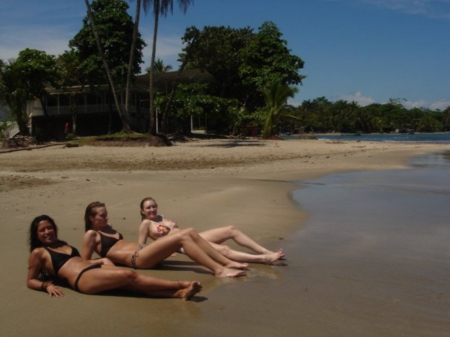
[160,58,188,134]
[148,1,160,135]
[84,0,132,133]
[125,0,142,119]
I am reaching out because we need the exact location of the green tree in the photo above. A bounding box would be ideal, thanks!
[76,0,146,132]
[181,25,254,101]
[260,81,298,139]
[142,0,194,135]
[147,58,173,73]
[442,106,450,131]
[0,59,29,135]
[239,21,305,110]
[180,22,304,113]
[14,49,59,118]
[0,49,59,137]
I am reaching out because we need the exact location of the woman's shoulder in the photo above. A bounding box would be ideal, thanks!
[139,219,153,227]
[84,229,99,239]
[29,246,47,260]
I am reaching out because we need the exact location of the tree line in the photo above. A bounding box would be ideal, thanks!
[1,0,448,141]
[290,97,450,134]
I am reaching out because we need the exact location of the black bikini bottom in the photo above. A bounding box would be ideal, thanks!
[73,264,102,292]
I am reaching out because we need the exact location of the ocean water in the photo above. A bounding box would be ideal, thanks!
[284,150,450,336]
[293,132,450,143]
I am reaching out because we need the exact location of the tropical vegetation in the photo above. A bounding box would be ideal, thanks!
[0,0,449,142]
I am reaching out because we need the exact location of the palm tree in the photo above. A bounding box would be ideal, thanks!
[83,0,132,133]
[142,0,194,135]
[260,82,298,139]
[126,0,142,122]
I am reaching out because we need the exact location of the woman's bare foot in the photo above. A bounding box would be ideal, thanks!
[176,281,202,300]
[225,261,249,270]
[216,267,246,278]
[263,249,286,264]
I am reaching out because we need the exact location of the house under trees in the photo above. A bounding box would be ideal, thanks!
[28,69,213,139]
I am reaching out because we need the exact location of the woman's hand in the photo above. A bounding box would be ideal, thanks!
[90,258,115,266]
[45,284,64,298]
[163,218,178,229]
[99,258,115,266]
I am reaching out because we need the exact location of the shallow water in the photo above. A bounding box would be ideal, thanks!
[313,132,450,143]
[165,151,450,337]
[283,150,450,336]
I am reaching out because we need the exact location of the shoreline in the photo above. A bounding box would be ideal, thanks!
[1,139,450,336]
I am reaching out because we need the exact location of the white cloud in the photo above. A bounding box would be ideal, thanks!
[352,0,450,19]
[392,98,450,110]
[429,100,450,110]
[401,99,429,109]
[336,91,375,106]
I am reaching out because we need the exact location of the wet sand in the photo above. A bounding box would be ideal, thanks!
[1,138,449,337]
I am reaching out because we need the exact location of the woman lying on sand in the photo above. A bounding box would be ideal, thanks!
[27,215,202,300]
[81,202,247,278]
[138,197,285,264]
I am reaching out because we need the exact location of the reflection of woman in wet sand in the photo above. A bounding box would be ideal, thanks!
[138,197,285,264]
[81,202,247,278]
[27,215,201,300]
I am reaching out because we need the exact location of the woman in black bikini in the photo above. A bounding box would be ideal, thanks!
[27,215,202,299]
[81,202,247,278]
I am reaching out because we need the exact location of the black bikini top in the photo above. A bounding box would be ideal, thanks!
[98,230,123,257]
[44,245,80,276]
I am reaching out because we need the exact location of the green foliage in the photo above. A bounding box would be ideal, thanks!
[70,0,145,87]
[0,50,58,136]
[259,81,298,139]
[142,0,194,135]
[15,49,59,102]
[180,21,305,114]
[177,21,305,133]
[56,50,85,87]
[155,82,240,134]
[286,99,448,134]
[181,25,254,101]
[150,58,173,73]
[142,0,194,16]
[239,22,305,91]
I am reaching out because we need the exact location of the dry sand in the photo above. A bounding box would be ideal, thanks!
[1,137,449,336]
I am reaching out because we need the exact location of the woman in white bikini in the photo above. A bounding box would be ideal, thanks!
[138,197,285,264]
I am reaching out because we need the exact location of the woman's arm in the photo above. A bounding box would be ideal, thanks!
[27,249,64,297]
[138,220,151,245]
[81,230,98,260]
[89,257,115,266]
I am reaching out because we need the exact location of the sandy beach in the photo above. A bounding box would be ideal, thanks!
[1,137,449,337]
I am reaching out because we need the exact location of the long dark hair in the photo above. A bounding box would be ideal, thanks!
[84,201,105,232]
[28,215,59,252]
[28,215,63,282]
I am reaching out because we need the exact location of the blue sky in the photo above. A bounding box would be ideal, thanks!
[0,0,449,110]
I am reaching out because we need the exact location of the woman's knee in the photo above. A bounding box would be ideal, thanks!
[120,269,139,283]
[224,225,239,236]
[216,244,230,255]
[182,227,199,239]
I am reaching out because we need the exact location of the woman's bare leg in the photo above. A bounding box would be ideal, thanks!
[137,229,246,277]
[200,226,285,258]
[75,266,202,299]
[210,242,285,264]
[182,228,249,270]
